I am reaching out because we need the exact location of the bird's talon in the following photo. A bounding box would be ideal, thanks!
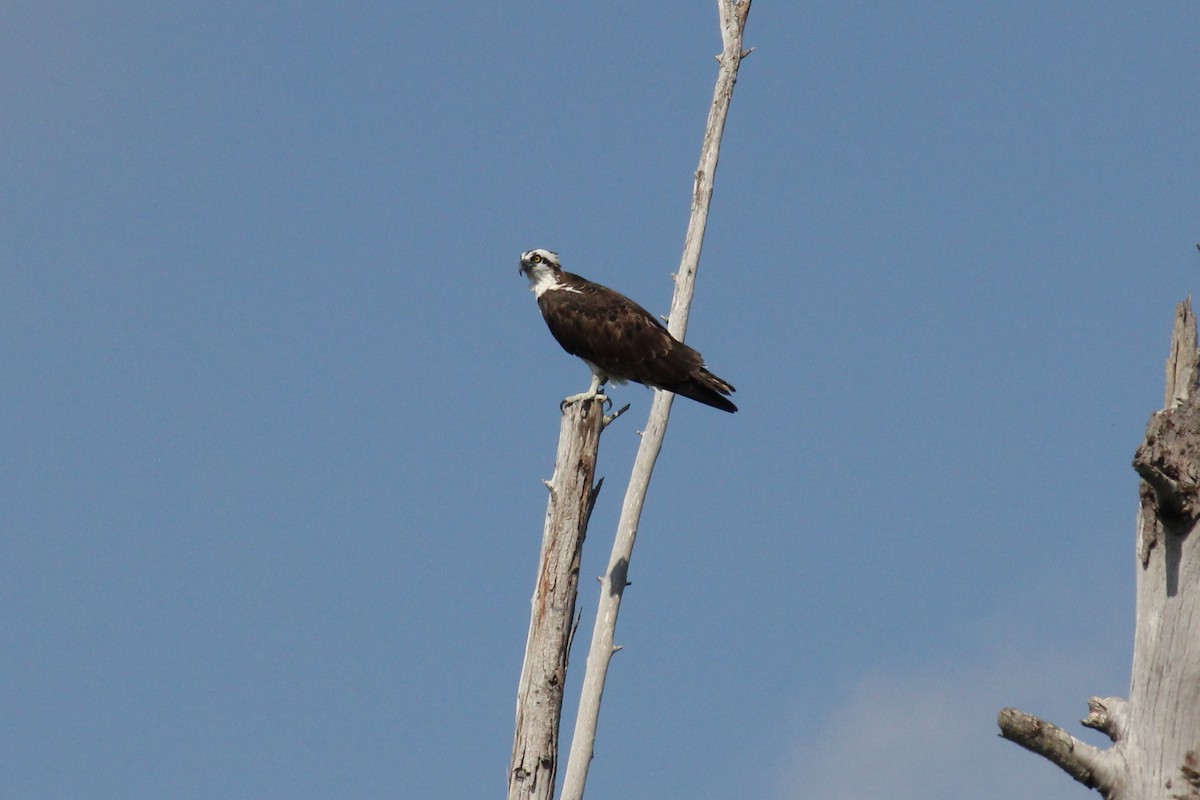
[560,391,609,412]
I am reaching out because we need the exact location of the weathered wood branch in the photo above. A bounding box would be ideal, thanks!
[999,297,1200,799]
[996,708,1115,793]
[509,399,607,800]
[1164,297,1197,410]
[1080,696,1128,743]
[558,3,752,799]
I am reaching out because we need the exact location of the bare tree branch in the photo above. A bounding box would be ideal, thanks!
[1080,696,1128,743]
[996,708,1116,794]
[559,3,752,799]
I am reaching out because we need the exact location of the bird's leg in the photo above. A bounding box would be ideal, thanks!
[561,373,610,410]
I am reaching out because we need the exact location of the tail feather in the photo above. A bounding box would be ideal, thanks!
[669,369,737,413]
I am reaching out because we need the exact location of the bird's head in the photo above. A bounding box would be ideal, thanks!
[519,249,561,279]
[519,249,565,298]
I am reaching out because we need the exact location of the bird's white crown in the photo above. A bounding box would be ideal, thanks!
[520,249,560,269]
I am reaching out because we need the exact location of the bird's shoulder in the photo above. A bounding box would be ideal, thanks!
[548,272,664,325]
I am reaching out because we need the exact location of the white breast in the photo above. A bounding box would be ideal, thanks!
[526,264,582,299]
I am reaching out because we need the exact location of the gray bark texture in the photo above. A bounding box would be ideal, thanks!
[999,297,1200,800]
[508,399,608,800]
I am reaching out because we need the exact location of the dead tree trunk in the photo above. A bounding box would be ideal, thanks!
[999,297,1200,800]
[509,399,609,800]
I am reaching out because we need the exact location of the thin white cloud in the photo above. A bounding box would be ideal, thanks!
[772,633,1124,800]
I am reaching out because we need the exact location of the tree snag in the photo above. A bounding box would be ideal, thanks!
[509,399,608,800]
[559,3,752,799]
[509,3,751,797]
[999,297,1200,800]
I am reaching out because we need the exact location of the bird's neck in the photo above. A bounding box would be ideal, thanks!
[526,265,567,299]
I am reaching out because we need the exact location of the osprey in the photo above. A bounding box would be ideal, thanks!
[519,249,737,413]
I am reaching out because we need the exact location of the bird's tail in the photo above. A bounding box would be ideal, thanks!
[672,368,737,413]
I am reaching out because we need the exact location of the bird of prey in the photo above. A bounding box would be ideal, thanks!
[518,249,737,413]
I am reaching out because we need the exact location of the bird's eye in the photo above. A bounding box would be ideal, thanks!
[530,254,542,264]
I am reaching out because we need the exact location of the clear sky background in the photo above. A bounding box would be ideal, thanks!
[2,3,1197,799]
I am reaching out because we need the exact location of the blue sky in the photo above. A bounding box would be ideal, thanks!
[2,3,1197,798]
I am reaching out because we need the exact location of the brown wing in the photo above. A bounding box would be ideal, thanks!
[538,272,737,412]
